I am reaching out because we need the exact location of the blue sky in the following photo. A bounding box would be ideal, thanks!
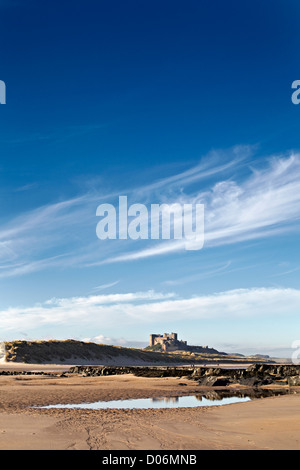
[1,0,300,357]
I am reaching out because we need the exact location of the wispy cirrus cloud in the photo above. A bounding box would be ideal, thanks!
[134,144,253,195]
[90,280,120,292]
[1,146,300,276]
[95,150,300,264]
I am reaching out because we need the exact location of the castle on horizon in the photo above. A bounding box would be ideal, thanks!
[148,332,224,355]
[149,332,187,352]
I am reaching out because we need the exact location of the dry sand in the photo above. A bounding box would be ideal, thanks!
[0,367,300,450]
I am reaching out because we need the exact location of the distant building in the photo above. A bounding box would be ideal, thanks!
[149,332,226,355]
[149,332,187,352]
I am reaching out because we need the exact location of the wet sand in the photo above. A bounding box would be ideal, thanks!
[0,369,300,450]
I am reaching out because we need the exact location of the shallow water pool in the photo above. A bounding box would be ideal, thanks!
[36,394,252,410]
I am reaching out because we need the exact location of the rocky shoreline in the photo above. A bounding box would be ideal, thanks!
[67,363,300,387]
[1,363,300,387]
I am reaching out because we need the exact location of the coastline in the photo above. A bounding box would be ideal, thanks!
[0,366,299,450]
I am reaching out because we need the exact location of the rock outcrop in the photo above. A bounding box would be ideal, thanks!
[1,364,300,388]
[67,364,300,387]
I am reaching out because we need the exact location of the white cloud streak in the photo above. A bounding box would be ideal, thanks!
[93,150,300,264]
[90,281,120,292]
[81,334,147,349]
[0,287,299,337]
[1,146,300,275]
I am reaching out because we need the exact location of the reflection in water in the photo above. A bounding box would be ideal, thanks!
[34,389,293,411]
[151,397,179,403]
[195,389,289,401]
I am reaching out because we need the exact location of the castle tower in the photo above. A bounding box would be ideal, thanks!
[149,334,156,347]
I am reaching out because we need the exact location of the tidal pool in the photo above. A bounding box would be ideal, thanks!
[36,394,252,410]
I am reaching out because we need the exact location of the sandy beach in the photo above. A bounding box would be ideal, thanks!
[0,366,300,450]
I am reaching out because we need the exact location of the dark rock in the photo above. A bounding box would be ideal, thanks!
[239,377,271,387]
[204,368,222,377]
[63,364,300,388]
[191,368,206,378]
[203,376,231,387]
[288,376,300,386]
